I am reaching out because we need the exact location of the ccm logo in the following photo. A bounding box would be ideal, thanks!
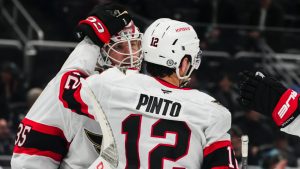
[278,91,298,118]
[86,16,105,33]
[176,27,190,32]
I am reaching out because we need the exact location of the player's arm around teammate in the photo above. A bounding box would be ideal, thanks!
[11,4,135,169]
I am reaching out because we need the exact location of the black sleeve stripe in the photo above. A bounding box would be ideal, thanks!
[13,118,68,161]
[20,130,68,155]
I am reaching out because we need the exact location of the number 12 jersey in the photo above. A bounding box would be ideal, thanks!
[81,68,239,169]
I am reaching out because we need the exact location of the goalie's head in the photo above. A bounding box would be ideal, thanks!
[143,18,201,80]
[99,21,143,71]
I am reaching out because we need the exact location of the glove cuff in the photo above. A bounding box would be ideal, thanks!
[79,16,111,44]
[272,89,300,128]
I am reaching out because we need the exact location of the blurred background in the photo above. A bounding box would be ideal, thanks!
[0,0,300,168]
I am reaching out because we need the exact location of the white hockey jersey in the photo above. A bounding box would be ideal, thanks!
[11,38,104,169]
[81,68,238,169]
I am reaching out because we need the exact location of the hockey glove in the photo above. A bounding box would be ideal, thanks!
[239,71,300,128]
[76,3,132,47]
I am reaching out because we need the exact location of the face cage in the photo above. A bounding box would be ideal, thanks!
[99,33,143,71]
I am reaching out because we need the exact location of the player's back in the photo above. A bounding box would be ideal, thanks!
[87,69,232,169]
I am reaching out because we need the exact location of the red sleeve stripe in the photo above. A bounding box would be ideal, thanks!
[13,146,63,162]
[203,140,232,157]
[73,84,94,119]
[22,118,66,140]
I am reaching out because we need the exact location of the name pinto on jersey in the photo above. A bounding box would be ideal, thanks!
[136,94,182,117]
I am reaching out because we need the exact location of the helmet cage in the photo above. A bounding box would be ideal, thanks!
[99,27,143,71]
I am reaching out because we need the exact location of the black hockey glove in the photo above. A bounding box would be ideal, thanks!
[239,71,300,128]
[75,3,131,47]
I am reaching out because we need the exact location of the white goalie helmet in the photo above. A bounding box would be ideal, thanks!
[98,21,143,71]
[143,18,202,79]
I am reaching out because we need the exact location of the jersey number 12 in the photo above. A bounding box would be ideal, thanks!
[122,114,191,169]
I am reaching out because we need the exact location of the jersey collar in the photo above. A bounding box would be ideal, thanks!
[154,77,191,90]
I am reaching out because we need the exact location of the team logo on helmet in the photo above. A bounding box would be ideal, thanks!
[166,59,175,67]
[99,21,143,71]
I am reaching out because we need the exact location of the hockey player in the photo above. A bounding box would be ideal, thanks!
[11,4,142,169]
[81,18,239,169]
[239,71,300,137]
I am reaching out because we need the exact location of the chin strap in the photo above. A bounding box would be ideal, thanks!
[176,63,194,88]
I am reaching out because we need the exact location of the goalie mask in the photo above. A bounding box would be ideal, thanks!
[143,18,201,80]
[98,21,143,71]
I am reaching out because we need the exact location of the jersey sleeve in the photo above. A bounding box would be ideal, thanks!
[11,69,97,169]
[59,37,100,76]
[11,81,72,168]
[59,70,95,119]
[57,36,101,118]
[11,38,100,169]
[11,118,69,169]
[11,70,95,168]
[202,103,239,169]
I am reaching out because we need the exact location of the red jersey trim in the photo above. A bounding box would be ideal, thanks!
[22,118,67,140]
[14,146,63,162]
[203,140,232,157]
[154,78,191,90]
[73,85,94,119]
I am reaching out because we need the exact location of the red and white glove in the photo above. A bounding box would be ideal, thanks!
[75,3,131,47]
